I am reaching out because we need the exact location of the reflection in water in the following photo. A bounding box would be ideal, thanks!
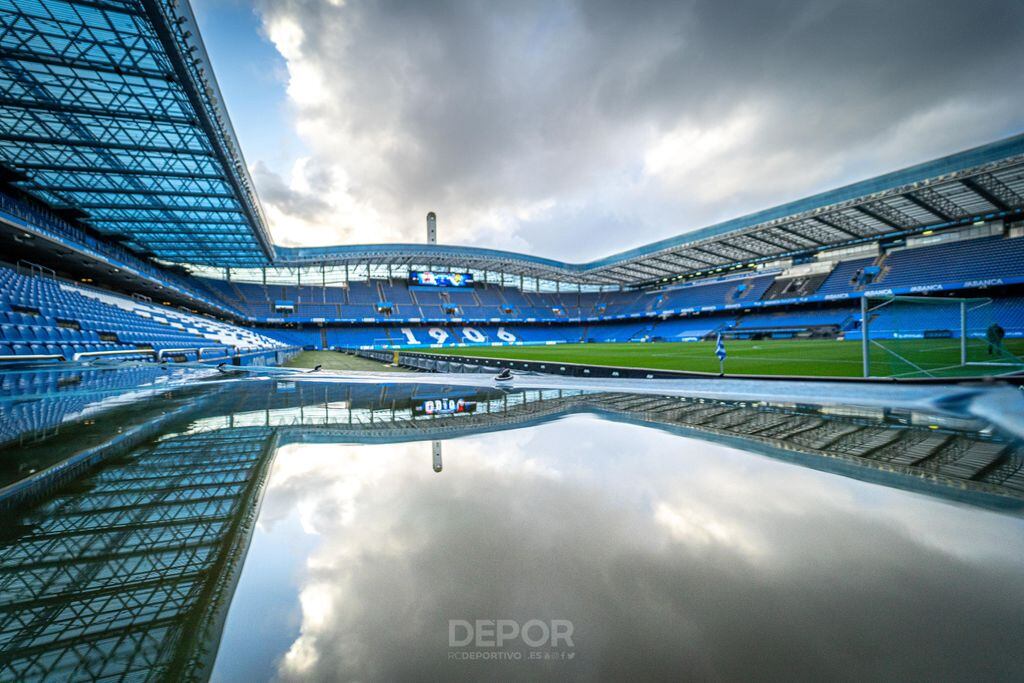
[213,424,1024,681]
[0,428,277,681]
[432,441,443,473]
[0,374,1022,680]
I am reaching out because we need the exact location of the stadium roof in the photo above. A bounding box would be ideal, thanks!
[0,0,273,266]
[583,133,1024,285]
[276,132,1024,284]
[1,0,1022,286]
[278,133,1024,285]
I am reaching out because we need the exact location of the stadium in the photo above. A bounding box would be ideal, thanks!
[1,1,1023,681]
[0,3,1022,377]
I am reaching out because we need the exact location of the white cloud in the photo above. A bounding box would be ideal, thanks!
[240,0,1024,259]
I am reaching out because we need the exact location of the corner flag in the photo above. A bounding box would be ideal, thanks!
[715,334,727,361]
[715,333,727,373]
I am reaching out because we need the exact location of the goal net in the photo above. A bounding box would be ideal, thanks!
[859,295,1024,378]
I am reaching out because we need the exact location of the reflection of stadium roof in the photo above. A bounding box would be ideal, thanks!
[0,427,278,680]
[2,1,1023,284]
[2,380,1022,678]
[210,388,1024,506]
[587,394,1024,507]
[11,374,1020,505]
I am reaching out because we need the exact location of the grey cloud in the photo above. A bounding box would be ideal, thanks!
[253,0,1024,257]
[250,160,332,221]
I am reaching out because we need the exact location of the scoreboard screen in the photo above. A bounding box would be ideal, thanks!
[409,271,473,287]
[413,398,477,416]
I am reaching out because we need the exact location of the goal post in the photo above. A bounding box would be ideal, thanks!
[859,294,1023,378]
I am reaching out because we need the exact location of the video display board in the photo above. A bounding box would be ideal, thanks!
[409,271,474,287]
[413,398,477,416]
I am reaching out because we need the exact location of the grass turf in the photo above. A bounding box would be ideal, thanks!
[423,339,1024,378]
[285,350,410,372]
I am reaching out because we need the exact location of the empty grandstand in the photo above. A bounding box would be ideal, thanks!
[0,263,288,364]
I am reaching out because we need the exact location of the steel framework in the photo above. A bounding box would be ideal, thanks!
[0,0,273,266]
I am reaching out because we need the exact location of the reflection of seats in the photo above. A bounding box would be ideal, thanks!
[0,365,180,444]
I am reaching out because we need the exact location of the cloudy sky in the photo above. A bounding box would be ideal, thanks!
[193,0,1024,262]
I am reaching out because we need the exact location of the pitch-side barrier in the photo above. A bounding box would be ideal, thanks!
[350,348,1024,386]
[0,345,301,366]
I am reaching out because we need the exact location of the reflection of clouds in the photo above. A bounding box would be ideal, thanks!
[242,417,1024,681]
[655,501,766,560]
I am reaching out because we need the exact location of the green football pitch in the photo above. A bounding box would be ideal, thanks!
[423,338,1024,378]
[286,350,410,372]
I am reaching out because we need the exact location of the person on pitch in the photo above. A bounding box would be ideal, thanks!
[986,322,1006,356]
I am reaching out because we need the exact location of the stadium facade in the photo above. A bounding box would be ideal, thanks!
[0,0,1022,364]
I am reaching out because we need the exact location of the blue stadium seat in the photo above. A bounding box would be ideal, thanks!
[0,264,284,365]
